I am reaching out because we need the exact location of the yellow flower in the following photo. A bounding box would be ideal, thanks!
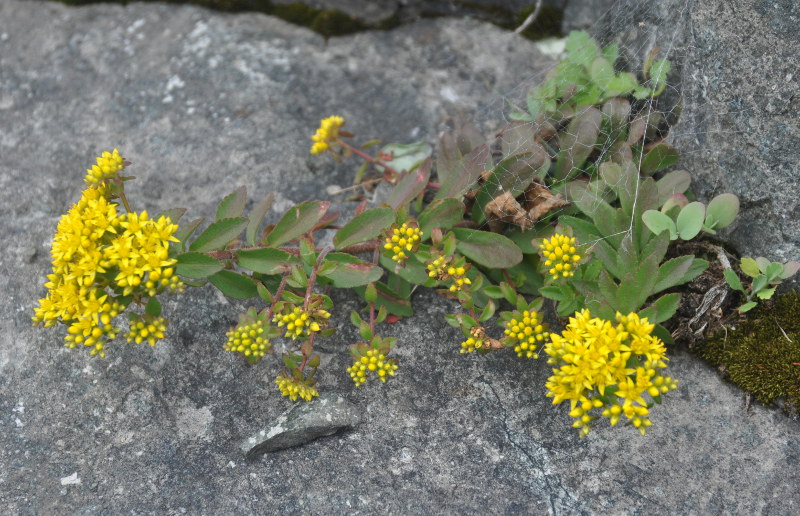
[426,254,472,292]
[384,221,422,264]
[125,314,167,347]
[225,316,271,363]
[276,375,319,402]
[503,309,549,359]
[544,310,678,436]
[84,148,125,185]
[272,306,330,340]
[540,233,582,281]
[347,347,399,385]
[310,115,345,155]
[33,151,183,357]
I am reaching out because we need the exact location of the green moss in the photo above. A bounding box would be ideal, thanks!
[54,1,561,41]
[698,291,800,414]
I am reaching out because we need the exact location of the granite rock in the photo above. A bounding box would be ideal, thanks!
[2,1,800,514]
[241,393,361,459]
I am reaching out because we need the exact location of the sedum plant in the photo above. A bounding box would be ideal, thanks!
[35,31,779,438]
[724,257,800,312]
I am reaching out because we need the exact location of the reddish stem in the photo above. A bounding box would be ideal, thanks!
[337,139,403,178]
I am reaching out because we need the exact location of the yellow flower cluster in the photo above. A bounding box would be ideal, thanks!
[540,233,581,281]
[33,164,182,357]
[384,222,422,264]
[461,326,490,354]
[310,115,345,155]
[272,306,331,340]
[503,310,549,359]
[347,348,399,385]
[225,320,271,362]
[126,314,167,347]
[84,148,125,185]
[276,375,319,402]
[544,310,678,437]
[427,255,472,293]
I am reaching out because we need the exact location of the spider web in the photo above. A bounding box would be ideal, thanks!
[454,0,718,254]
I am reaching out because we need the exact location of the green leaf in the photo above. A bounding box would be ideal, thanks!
[751,274,768,294]
[756,287,776,300]
[601,42,619,65]
[639,293,681,324]
[564,30,598,69]
[634,255,659,307]
[505,226,555,254]
[236,248,300,275]
[539,285,568,302]
[189,217,248,252]
[590,57,614,90]
[723,268,744,292]
[216,186,247,220]
[597,270,618,308]
[640,144,679,175]
[592,239,623,280]
[765,262,784,282]
[739,257,761,278]
[299,238,316,268]
[554,107,603,180]
[208,270,257,299]
[478,300,496,322]
[642,210,678,240]
[257,282,274,303]
[266,201,330,247]
[145,297,162,317]
[376,142,432,174]
[639,231,670,265]
[334,207,395,250]
[704,193,739,230]
[175,252,224,279]
[616,276,641,314]
[435,139,491,201]
[676,202,705,240]
[358,281,413,317]
[558,215,601,246]
[319,253,383,288]
[739,301,758,313]
[653,256,694,293]
[418,198,465,239]
[386,159,432,210]
[379,253,431,286]
[656,170,691,206]
[173,217,204,252]
[246,192,274,246]
[482,286,503,299]
[452,228,523,268]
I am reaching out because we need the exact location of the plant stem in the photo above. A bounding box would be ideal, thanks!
[337,139,402,178]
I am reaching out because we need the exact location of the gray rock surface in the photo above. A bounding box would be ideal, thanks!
[242,393,361,458]
[2,0,799,514]
[563,0,800,264]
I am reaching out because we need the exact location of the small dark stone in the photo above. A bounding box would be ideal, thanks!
[241,393,360,459]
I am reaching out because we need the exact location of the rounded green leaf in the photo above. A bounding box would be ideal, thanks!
[705,193,739,230]
[208,270,258,299]
[216,186,247,220]
[676,202,705,240]
[319,253,383,288]
[642,210,678,239]
[236,248,300,275]
[452,228,522,268]
[189,217,248,253]
[418,198,465,239]
[334,207,395,250]
[656,170,691,206]
[266,201,330,247]
[176,252,224,279]
[739,257,761,278]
